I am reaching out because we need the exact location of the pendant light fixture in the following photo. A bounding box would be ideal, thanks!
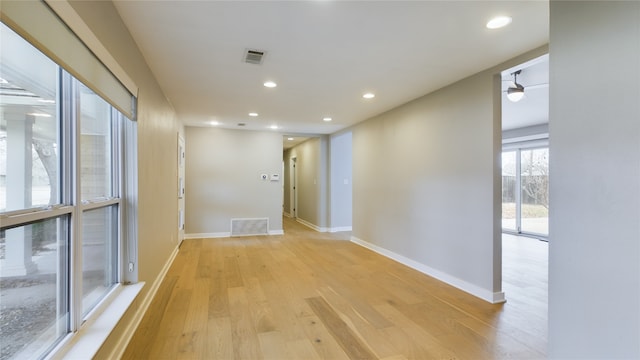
[507,70,525,102]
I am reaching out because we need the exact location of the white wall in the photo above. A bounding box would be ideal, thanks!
[329,131,352,231]
[185,127,283,236]
[548,1,640,358]
[502,123,548,143]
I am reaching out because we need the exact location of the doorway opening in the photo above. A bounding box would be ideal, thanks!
[499,54,549,342]
[501,54,549,240]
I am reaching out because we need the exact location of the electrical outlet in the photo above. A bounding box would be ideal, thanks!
[128,262,134,272]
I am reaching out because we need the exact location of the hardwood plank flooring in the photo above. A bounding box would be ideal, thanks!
[122,218,547,359]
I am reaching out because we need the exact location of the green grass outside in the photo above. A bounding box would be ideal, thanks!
[502,202,548,219]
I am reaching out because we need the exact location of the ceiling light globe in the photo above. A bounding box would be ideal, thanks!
[507,86,525,102]
[264,81,277,88]
[362,93,375,99]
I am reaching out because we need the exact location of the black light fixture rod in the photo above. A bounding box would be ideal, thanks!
[511,69,522,83]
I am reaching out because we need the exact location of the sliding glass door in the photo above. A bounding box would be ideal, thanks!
[502,147,549,237]
[520,148,549,235]
[501,151,518,232]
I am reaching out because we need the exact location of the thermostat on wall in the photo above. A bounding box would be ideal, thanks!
[270,174,280,181]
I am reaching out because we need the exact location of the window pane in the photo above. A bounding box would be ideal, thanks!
[79,84,112,201]
[0,23,60,212]
[0,216,69,359]
[520,148,549,235]
[82,205,118,316]
[502,151,517,231]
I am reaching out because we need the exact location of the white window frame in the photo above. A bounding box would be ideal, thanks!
[0,60,139,360]
[1,0,143,354]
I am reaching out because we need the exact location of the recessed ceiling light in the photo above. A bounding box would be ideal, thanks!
[264,81,277,88]
[362,93,375,99]
[486,16,512,29]
[248,112,258,117]
[210,120,220,126]
[323,117,332,122]
[270,125,278,130]
[27,112,52,117]
[288,137,294,141]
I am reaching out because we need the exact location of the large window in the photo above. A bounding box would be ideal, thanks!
[0,23,135,359]
[502,146,549,237]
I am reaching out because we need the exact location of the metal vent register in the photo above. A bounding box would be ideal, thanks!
[231,218,269,236]
[244,49,266,65]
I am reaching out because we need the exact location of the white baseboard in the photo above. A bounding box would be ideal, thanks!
[295,219,351,234]
[350,236,505,304]
[186,230,284,238]
[107,244,180,359]
[184,232,231,239]
[296,218,328,232]
[329,226,352,233]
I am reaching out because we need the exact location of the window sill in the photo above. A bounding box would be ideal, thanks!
[48,282,145,360]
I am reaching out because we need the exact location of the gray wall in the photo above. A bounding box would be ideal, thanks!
[185,127,283,235]
[284,137,329,229]
[548,1,640,358]
[329,131,353,230]
[351,46,547,302]
[352,71,499,299]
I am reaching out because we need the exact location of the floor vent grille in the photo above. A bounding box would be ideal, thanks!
[231,218,269,236]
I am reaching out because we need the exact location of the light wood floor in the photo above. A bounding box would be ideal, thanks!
[123,218,547,359]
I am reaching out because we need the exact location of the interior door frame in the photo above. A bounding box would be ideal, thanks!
[290,156,297,218]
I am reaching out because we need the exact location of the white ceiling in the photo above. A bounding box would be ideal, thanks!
[113,1,549,135]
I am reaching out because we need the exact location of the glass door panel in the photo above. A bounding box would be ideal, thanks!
[520,148,549,235]
[501,151,517,231]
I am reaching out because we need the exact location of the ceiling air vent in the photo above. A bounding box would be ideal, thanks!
[244,49,266,65]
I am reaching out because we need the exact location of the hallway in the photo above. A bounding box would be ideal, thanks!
[123,218,547,359]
